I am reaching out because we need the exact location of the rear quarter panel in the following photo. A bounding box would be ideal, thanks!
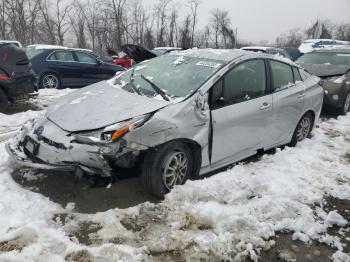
[304,75,324,127]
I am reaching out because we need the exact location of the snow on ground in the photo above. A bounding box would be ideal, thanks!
[0,89,350,261]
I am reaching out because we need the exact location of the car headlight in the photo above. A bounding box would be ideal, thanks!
[102,114,151,143]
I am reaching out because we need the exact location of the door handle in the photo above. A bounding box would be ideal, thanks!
[260,102,271,110]
[297,93,306,99]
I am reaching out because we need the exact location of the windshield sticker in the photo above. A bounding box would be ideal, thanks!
[337,54,350,57]
[196,61,222,68]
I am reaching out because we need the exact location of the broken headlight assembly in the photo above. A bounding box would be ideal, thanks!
[101,114,152,143]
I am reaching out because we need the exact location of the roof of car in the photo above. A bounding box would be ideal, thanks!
[27,44,93,53]
[301,39,349,44]
[169,48,297,66]
[0,40,22,47]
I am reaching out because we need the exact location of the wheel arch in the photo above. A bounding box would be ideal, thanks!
[303,109,316,127]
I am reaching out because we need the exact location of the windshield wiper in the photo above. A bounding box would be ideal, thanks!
[140,74,170,101]
[127,67,142,95]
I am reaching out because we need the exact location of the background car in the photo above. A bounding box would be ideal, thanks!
[297,47,350,114]
[7,49,324,198]
[281,47,303,61]
[298,39,350,54]
[106,44,157,69]
[26,45,124,89]
[0,43,36,112]
[240,46,292,60]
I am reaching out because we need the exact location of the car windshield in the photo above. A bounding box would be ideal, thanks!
[114,55,224,99]
[297,52,350,65]
[26,48,45,59]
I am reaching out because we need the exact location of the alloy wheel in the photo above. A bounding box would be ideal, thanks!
[42,74,59,89]
[162,151,188,190]
[296,117,311,141]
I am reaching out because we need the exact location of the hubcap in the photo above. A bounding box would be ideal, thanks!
[162,151,188,190]
[42,75,58,89]
[296,117,311,141]
[344,94,350,113]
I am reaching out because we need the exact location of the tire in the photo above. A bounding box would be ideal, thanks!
[339,92,350,115]
[40,73,61,89]
[289,112,314,147]
[141,141,194,198]
[0,88,9,113]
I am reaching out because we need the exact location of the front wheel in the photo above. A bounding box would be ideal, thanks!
[289,113,313,147]
[141,141,194,198]
[40,73,61,89]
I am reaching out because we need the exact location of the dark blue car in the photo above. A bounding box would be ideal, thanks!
[26,45,124,89]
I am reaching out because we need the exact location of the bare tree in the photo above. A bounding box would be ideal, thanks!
[155,0,172,47]
[187,0,200,48]
[0,1,9,39]
[167,6,178,47]
[38,0,57,44]
[110,0,127,48]
[305,19,333,39]
[276,28,303,47]
[179,15,191,49]
[54,0,70,45]
[69,1,87,48]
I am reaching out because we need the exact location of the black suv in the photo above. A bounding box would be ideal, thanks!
[0,43,37,112]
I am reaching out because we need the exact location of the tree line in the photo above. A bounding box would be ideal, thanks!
[1,0,350,54]
[275,19,350,48]
[0,0,238,53]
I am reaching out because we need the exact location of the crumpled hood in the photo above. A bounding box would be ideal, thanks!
[300,63,350,77]
[46,81,170,132]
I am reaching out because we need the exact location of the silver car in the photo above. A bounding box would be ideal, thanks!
[6,49,324,198]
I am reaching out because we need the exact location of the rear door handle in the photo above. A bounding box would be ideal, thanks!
[297,93,306,99]
[260,102,271,110]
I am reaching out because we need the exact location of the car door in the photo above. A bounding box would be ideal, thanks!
[210,59,273,167]
[47,50,81,86]
[268,60,307,146]
[74,51,115,84]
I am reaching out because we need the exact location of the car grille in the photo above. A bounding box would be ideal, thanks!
[38,136,67,150]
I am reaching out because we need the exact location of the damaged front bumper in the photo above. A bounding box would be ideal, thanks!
[5,119,142,176]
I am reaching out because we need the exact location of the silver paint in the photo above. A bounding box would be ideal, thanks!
[6,49,324,178]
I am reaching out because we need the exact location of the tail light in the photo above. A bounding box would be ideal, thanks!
[0,69,10,80]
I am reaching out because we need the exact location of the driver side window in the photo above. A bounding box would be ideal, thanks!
[210,59,267,109]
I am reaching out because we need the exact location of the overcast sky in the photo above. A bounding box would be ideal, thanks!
[148,0,350,43]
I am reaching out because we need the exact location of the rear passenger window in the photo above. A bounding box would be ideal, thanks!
[270,61,294,91]
[292,67,302,82]
[51,51,74,62]
[75,52,97,63]
[224,60,266,104]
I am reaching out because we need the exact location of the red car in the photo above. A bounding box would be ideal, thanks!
[106,45,157,69]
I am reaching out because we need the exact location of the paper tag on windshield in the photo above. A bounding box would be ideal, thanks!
[196,61,222,68]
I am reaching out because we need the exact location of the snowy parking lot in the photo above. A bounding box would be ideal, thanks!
[0,89,350,261]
